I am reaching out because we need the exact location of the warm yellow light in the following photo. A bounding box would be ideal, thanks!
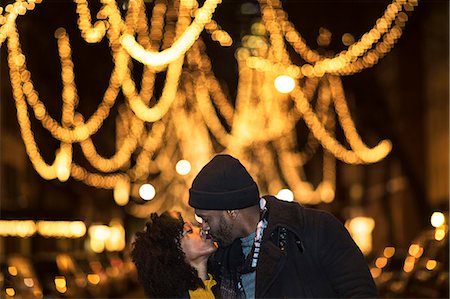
[55,147,71,182]
[89,225,110,241]
[176,159,191,175]
[139,183,156,200]
[36,221,86,238]
[383,246,395,258]
[0,220,36,237]
[431,212,445,228]
[8,266,18,276]
[370,267,381,278]
[54,276,67,293]
[32,289,43,298]
[408,244,420,256]
[342,33,355,46]
[89,225,110,253]
[69,221,87,237]
[113,177,130,206]
[274,75,295,93]
[435,227,446,241]
[375,257,388,268]
[276,189,294,202]
[24,278,34,287]
[403,256,415,272]
[87,274,100,285]
[319,181,335,203]
[106,220,126,251]
[5,288,15,297]
[426,259,437,270]
[345,216,375,255]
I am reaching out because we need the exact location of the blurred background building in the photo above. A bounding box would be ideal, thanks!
[0,0,448,298]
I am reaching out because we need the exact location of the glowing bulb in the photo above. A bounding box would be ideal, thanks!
[8,266,18,276]
[274,75,295,93]
[24,278,34,287]
[276,189,294,202]
[139,183,156,200]
[426,259,437,270]
[114,178,130,206]
[55,149,71,182]
[383,247,395,258]
[176,160,191,175]
[431,212,445,228]
[6,288,15,297]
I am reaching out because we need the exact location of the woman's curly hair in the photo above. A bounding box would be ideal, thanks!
[131,212,204,298]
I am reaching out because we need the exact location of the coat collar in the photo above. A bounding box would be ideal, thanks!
[255,195,305,297]
[263,195,305,238]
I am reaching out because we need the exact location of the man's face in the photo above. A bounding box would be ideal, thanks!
[194,209,236,247]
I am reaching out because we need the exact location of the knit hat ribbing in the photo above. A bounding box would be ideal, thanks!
[189,154,260,210]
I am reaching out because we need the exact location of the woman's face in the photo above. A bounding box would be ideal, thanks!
[180,221,217,263]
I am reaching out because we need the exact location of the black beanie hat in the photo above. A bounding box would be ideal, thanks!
[189,154,260,210]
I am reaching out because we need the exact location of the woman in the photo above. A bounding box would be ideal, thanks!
[131,211,217,298]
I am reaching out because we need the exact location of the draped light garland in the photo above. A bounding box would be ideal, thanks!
[0,0,419,216]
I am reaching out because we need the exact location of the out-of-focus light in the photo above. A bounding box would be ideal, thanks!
[274,75,295,93]
[408,244,421,257]
[320,181,335,203]
[349,184,363,200]
[89,225,110,241]
[431,212,445,228]
[106,220,125,251]
[36,221,86,238]
[375,257,388,269]
[383,246,395,258]
[87,274,100,285]
[426,259,437,270]
[55,149,71,182]
[370,267,381,278]
[54,276,67,293]
[139,183,156,200]
[8,266,18,276]
[114,178,130,206]
[176,160,191,175]
[317,27,331,47]
[276,189,294,202]
[342,33,355,46]
[24,278,34,287]
[70,221,87,237]
[32,289,43,298]
[89,225,111,253]
[403,256,415,272]
[6,288,15,297]
[345,216,375,255]
[435,227,446,241]
[0,220,36,237]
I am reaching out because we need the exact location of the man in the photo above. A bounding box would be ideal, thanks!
[189,154,378,298]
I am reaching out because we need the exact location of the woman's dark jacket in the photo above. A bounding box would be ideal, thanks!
[209,195,378,298]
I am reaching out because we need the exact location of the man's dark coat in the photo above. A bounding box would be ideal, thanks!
[211,195,378,298]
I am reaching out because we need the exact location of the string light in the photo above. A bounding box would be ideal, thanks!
[119,0,222,68]
[1,0,418,212]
